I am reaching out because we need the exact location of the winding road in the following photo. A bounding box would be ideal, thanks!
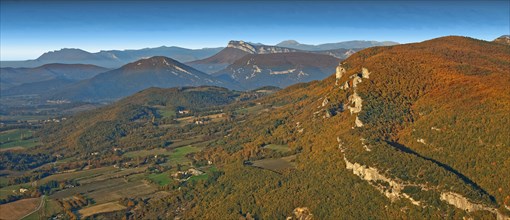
[18,195,45,220]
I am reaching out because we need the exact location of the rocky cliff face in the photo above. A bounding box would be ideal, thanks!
[343,155,509,219]
[227,41,298,54]
[286,207,313,220]
[440,192,507,220]
[335,64,346,85]
[344,156,419,204]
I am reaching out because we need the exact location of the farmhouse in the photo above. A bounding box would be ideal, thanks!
[172,168,204,180]
[178,110,190,114]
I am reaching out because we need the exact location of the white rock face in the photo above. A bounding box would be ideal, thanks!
[258,46,295,54]
[252,65,262,73]
[344,157,508,218]
[340,81,350,90]
[336,64,346,79]
[322,97,329,107]
[337,137,345,152]
[335,64,346,85]
[348,92,363,114]
[352,75,363,88]
[286,207,313,220]
[361,67,371,79]
[355,116,364,127]
[270,69,297,75]
[344,157,405,202]
[440,192,506,219]
[227,40,256,54]
[227,40,297,54]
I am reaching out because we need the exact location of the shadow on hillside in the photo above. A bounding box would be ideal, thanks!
[386,141,495,203]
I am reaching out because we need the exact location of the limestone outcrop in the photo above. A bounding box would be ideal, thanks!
[355,116,364,127]
[348,92,363,114]
[322,97,329,107]
[336,64,346,80]
[440,192,507,220]
[352,75,363,88]
[344,157,408,202]
[335,63,346,85]
[344,156,507,218]
[362,67,371,79]
[287,207,313,220]
[340,81,349,90]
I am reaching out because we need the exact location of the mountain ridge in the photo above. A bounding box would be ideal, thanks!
[213,52,341,90]
[49,56,232,102]
[0,63,109,91]
[1,46,223,68]
[276,39,399,50]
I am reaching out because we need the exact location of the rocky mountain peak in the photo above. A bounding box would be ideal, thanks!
[227,40,257,54]
[277,40,300,46]
[37,48,96,61]
[125,56,182,69]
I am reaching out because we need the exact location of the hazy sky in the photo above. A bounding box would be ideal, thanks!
[1,1,508,60]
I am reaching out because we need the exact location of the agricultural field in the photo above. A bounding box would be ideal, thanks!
[263,144,290,153]
[78,202,126,218]
[0,129,40,150]
[168,136,205,148]
[0,182,32,200]
[78,166,147,184]
[39,166,118,185]
[155,106,176,118]
[250,155,297,173]
[85,180,158,204]
[234,104,266,114]
[0,126,214,218]
[48,176,159,206]
[166,145,201,166]
[22,197,62,220]
[123,148,173,158]
[0,197,41,220]
[0,115,52,122]
[148,172,172,186]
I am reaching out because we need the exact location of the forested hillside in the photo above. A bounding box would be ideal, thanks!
[182,36,510,219]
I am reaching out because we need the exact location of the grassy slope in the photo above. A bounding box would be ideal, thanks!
[0,129,40,149]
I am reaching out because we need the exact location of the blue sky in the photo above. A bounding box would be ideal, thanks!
[1,1,509,60]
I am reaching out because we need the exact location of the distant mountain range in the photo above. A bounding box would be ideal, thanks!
[49,56,229,102]
[0,46,223,68]
[187,40,360,74]
[1,40,395,69]
[187,40,301,74]
[276,40,399,51]
[0,63,109,91]
[1,39,402,102]
[214,52,341,90]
